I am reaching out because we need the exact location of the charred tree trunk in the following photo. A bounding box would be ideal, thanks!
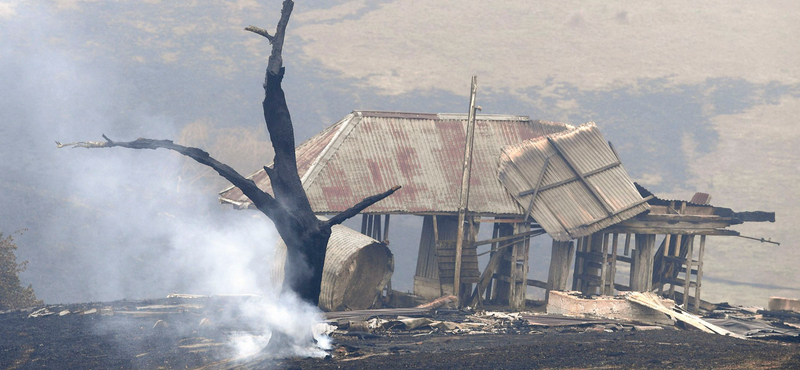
[56,0,400,306]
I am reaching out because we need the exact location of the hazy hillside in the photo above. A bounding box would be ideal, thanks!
[1,0,797,306]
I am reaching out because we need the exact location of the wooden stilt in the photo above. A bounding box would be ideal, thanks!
[694,235,706,314]
[669,234,682,299]
[485,222,500,302]
[609,233,619,295]
[683,235,694,310]
[599,233,609,295]
[383,215,391,242]
[572,236,586,291]
[623,233,631,256]
[374,214,382,240]
[658,234,671,294]
[630,234,655,291]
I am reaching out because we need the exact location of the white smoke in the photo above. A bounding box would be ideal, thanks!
[0,1,330,360]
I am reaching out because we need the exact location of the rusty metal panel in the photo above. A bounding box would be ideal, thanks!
[498,123,649,241]
[218,113,355,209]
[219,111,570,215]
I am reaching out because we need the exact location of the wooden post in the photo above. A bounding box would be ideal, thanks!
[510,222,530,309]
[599,233,609,295]
[623,233,631,256]
[374,214,382,240]
[485,222,500,301]
[608,233,619,295]
[658,234,671,294]
[694,235,706,314]
[547,240,575,299]
[453,75,479,305]
[683,236,694,310]
[383,215,391,242]
[572,236,585,291]
[366,215,374,238]
[630,234,655,291]
[669,234,682,299]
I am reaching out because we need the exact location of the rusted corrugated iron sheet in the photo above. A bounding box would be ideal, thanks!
[219,113,355,208]
[498,123,649,241]
[219,111,570,215]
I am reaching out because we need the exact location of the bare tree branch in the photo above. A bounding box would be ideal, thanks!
[326,186,402,227]
[56,135,280,219]
[244,25,274,42]
[266,0,293,76]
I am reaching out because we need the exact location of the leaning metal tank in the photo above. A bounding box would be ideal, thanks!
[272,223,394,311]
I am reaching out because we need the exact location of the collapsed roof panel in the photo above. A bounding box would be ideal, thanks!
[498,123,649,241]
[219,111,571,215]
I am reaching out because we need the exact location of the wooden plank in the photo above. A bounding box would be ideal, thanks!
[521,156,550,221]
[547,136,615,215]
[607,226,739,236]
[648,205,715,216]
[518,160,622,196]
[663,277,697,288]
[527,279,548,289]
[575,273,601,283]
[472,230,543,247]
[613,218,734,230]
[614,283,630,291]
[581,196,655,228]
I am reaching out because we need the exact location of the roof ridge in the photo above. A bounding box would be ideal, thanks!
[300,112,363,190]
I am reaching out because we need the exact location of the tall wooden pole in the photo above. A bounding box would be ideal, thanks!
[454,75,479,304]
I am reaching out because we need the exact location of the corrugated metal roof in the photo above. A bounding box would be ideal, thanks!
[219,110,571,215]
[498,123,649,241]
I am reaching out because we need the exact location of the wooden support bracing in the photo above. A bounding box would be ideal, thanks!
[482,220,536,308]
[546,137,616,215]
[520,156,550,221]
[569,232,622,296]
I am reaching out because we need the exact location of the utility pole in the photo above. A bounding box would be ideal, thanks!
[454,75,480,305]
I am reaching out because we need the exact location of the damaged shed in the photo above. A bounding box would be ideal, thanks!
[219,110,774,312]
[220,111,570,308]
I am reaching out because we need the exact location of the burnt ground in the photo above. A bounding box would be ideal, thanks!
[1,298,799,369]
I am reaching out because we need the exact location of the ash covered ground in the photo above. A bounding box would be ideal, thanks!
[2,296,799,369]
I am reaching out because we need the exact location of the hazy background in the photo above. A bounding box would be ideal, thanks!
[1,0,798,307]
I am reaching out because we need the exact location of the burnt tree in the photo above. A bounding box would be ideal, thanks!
[56,0,400,305]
